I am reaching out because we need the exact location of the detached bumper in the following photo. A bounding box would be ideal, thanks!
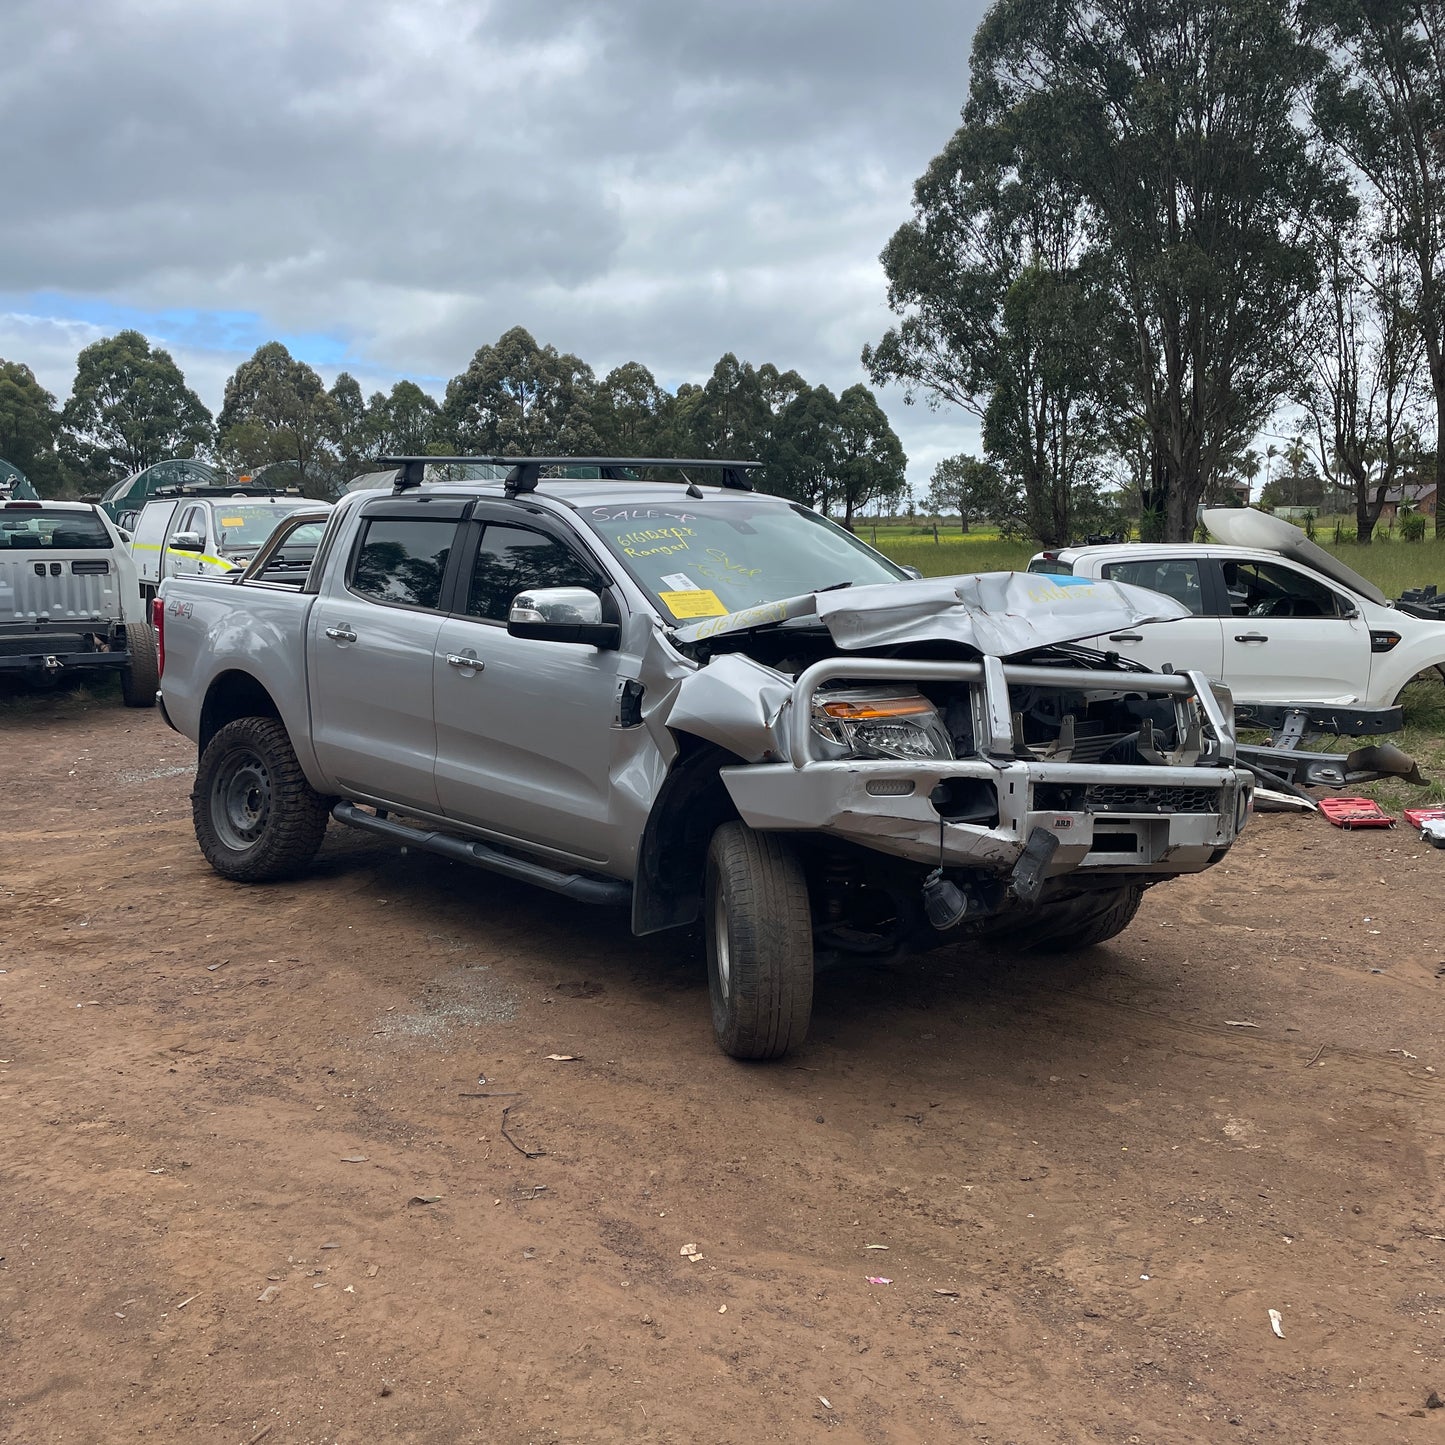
[722,757,1251,877]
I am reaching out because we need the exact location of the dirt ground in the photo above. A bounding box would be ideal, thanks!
[3,694,1445,1445]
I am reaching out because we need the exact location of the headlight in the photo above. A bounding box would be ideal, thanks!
[810,687,954,761]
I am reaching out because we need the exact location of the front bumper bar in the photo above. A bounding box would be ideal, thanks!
[722,655,1249,879]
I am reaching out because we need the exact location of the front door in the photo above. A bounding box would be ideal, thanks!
[308,506,464,813]
[433,518,629,867]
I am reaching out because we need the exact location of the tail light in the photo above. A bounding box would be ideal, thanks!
[151,595,165,677]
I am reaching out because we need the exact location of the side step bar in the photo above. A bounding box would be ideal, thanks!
[331,802,631,907]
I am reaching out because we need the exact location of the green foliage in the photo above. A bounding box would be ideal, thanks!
[0,359,63,494]
[442,326,599,456]
[1310,0,1445,538]
[864,109,1119,545]
[1400,510,1428,540]
[217,342,338,498]
[61,331,213,490]
[370,381,441,458]
[829,385,906,528]
[873,0,1346,542]
[924,453,1014,532]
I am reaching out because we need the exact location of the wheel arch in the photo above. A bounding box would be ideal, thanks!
[631,734,744,936]
[199,670,283,753]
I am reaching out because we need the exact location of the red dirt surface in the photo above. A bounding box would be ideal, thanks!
[2,694,1444,1444]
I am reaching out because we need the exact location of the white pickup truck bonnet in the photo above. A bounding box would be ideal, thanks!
[1201,507,1388,607]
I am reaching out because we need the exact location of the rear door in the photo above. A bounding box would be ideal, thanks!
[131,501,179,587]
[1087,557,1225,676]
[307,498,467,813]
[1212,557,1372,703]
[432,511,630,866]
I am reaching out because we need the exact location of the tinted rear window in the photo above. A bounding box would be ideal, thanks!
[1026,556,1073,576]
[349,518,456,610]
[0,509,112,550]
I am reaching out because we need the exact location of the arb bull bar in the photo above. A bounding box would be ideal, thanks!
[721,657,1249,887]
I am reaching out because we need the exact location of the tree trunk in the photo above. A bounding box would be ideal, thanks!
[1436,399,1445,541]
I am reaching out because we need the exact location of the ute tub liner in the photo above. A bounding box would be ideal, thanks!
[722,758,1246,875]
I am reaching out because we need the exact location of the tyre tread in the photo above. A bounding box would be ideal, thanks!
[193,717,329,882]
[707,822,814,1059]
[120,621,159,708]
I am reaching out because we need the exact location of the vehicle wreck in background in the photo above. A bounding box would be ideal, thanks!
[1029,507,1437,796]
[155,457,1253,1058]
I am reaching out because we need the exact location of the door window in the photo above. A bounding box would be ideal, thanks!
[1219,560,1346,618]
[1102,558,1206,615]
[349,518,457,610]
[179,505,207,542]
[465,524,602,622]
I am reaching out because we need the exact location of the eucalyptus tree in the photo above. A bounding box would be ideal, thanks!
[217,342,338,497]
[1310,0,1445,534]
[875,0,1344,540]
[443,327,599,455]
[924,453,1016,532]
[62,330,212,484]
[1295,206,1426,540]
[0,359,63,494]
[865,111,1120,545]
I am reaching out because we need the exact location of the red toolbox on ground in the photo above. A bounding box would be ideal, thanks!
[1403,806,1445,829]
[1319,797,1395,829]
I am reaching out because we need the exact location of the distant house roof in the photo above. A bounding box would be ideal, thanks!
[1383,482,1437,504]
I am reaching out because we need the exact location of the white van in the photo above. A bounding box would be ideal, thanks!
[131,488,330,601]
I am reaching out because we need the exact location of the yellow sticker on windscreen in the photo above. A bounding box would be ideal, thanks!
[659,588,728,619]
[220,516,245,528]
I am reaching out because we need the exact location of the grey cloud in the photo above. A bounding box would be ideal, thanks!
[0,0,987,487]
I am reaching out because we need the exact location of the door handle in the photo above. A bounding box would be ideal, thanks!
[1108,632,1143,642]
[446,653,484,671]
[1234,632,1269,643]
[324,625,356,642]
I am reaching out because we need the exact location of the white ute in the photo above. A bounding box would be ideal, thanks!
[1029,508,1445,718]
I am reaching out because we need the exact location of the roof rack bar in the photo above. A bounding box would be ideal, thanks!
[378,455,760,495]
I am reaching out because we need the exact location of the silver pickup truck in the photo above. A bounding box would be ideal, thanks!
[156,457,1252,1058]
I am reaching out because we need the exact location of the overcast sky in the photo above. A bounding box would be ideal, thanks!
[1,0,987,491]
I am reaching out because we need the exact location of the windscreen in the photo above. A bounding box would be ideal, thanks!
[213,503,320,548]
[0,508,112,549]
[580,498,907,619]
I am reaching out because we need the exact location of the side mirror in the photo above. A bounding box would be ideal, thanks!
[170,531,204,553]
[899,564,924,580]
[508,587,621,649]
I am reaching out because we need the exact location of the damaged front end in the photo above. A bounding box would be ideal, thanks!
[654,573,1251,958]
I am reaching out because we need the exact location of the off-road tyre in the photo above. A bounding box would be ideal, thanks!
[193,717,330,882]
[119,622,159,708]
[1026,885,1145,953]
[704,821,814,1060]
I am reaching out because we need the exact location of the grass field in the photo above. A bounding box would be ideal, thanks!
[867,523,1445,594]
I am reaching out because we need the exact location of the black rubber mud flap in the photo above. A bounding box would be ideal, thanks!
[1010,826,1060,908]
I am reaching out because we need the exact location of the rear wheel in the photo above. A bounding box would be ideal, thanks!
[119,621,159,708]
[705,821,814,1060]
[193,717,330,881]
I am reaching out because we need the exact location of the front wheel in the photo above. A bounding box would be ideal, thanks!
[705,821,814,1060]
[193,717,330,881]
[1025,885,1145,953]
